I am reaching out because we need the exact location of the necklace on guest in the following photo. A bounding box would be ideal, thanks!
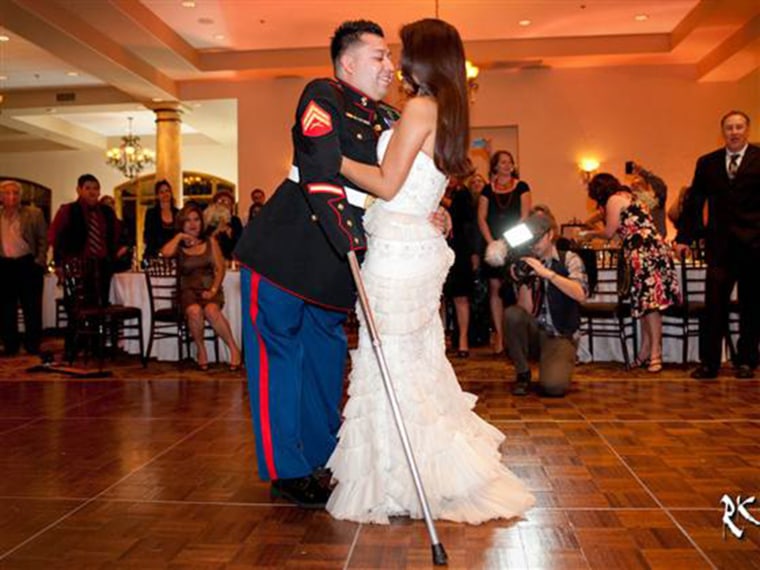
[492,176,515,193]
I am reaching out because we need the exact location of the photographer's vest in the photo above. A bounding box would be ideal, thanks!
[533,251,581,337]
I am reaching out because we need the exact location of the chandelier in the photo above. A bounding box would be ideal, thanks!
[105,117,155,179]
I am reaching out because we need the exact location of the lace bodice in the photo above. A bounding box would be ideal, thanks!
[375,130,448,216]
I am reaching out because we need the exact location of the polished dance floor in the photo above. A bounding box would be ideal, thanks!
[0,341,758,569]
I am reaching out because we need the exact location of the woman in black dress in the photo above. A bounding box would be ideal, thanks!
[477,151,532,353]
[443,179,478,357]
[143,179,179,260]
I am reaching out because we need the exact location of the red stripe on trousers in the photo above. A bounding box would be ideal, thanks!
[249,272,278,480]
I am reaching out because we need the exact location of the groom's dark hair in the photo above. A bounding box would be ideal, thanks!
[330,20,384,66]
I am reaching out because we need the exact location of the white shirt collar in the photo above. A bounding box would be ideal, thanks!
[726,144,748,159]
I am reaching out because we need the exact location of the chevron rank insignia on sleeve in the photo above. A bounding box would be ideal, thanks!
[301,101,333,137]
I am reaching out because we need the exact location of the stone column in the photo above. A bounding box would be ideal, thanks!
[151,105,182,204]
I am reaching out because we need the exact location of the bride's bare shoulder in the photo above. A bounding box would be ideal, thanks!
[398,96,436,137]
[403,95,437,118]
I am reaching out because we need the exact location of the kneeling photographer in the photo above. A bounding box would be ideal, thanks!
[502,206,589,397]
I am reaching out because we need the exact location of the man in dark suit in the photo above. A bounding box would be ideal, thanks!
[49,174,120,360]
[675,110,760,379]
[234,20,398,507]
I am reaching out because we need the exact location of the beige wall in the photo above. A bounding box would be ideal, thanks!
[3,64,757,238]
[223,64,757,237]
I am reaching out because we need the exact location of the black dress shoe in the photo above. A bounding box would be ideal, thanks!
[735,365,755,379]
[511,371,531,396]
[691,366,718,380]
[270,475,331,508]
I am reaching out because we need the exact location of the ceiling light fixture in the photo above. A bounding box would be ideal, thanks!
[181,0,196,7]
[213,33,225,40]
[0,35,10,42]
[518,19,532,27]
[66,71,79,77]
[105,117,155,179]
[634,14,649,22]
[579,158,600,183]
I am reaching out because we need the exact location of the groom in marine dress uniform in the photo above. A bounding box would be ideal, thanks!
[234,20,398,507]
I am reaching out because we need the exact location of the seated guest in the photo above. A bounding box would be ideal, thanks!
[161,204,241,371]
[503,207,588,397]
[247,188,266,223]
[49,173,119,306]
[208,190,243,261]
[143,179,178,260]
[0,180,48,355]
[99,195,133,272]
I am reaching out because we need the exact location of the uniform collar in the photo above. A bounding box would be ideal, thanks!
[336,78,377,109]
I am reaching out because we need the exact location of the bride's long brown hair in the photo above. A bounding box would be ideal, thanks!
[400,19,472,178]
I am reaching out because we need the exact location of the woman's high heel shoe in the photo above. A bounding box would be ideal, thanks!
[647,357,663,373]
[631,356,650,369]
[228,352,242,372]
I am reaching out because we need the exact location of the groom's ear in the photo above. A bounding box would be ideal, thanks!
[337,50,355,77]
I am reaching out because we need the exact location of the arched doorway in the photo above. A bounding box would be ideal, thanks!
[114,172,236,259]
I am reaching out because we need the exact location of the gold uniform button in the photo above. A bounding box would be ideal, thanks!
[361,96,368,106]
[310,214,318,222]
[353,237,360,244]
[337,203,344,211]
[346,220,353,227]
[356,133,364,140]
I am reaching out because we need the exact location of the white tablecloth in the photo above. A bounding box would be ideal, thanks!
[109,271,242,362]
[42,273,62,330]
[576,265,715,364]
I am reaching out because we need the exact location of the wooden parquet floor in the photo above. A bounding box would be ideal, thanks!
[0,339,758,569]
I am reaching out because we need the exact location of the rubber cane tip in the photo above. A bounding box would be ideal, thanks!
[432,543,448,566]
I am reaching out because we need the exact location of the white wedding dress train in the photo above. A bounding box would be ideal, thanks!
[326,130,535,524]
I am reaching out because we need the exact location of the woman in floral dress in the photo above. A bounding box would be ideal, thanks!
[586,173,680,373]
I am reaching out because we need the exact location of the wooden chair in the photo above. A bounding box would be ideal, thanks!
[62,257,145,367]
[662,243,707,364]
[579,248,637,368]
[144,257,219,365]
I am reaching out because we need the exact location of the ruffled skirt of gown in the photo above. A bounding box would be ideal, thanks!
[326,207,535,524]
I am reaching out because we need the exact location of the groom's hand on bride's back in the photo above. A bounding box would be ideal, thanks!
[430,207,451,236]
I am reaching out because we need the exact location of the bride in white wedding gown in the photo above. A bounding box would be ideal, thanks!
[326,18,535,525]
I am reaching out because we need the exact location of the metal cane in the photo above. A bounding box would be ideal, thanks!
[347,251,448,566]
